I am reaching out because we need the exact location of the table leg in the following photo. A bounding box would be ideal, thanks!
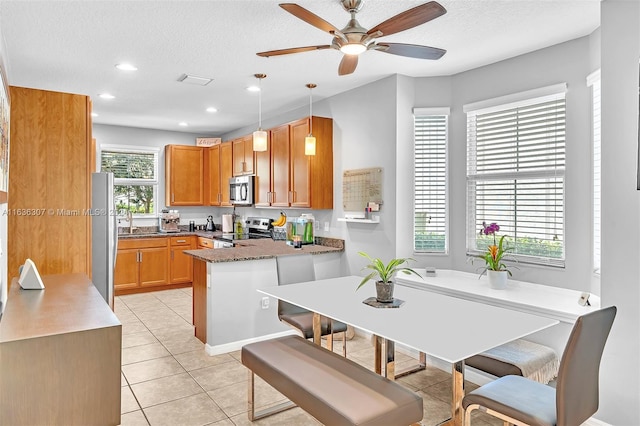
[383,338,395,380]
[312,312,321,345]
[451,360,465,426]
[374,335,382,375]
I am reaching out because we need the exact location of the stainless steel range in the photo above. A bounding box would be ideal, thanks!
[218,216,273,241]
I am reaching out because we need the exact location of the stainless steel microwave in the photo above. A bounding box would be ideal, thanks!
[229,175,254,205]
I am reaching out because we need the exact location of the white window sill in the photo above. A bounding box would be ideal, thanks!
[396,269,600,324]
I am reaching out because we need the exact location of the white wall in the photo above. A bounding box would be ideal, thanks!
[598,0,640,423]
[0,14,8,311]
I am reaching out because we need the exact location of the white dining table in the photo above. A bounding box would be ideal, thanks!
[259,275,559,426]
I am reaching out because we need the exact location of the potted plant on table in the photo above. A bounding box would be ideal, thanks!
[357,252,422,302]
[477,222,514,289]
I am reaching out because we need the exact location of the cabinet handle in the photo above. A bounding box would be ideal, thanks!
[171,193,175,203]
[176,239,186,243]
[171,250,174,260]
[288,191,292,204]
[218,193,221,203]
[139,252,143,263]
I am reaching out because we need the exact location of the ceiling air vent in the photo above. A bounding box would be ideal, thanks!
[177,74,213,86]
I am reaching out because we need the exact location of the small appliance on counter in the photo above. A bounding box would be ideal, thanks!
[206,215,216,232]
[159,209,180,233]
[286,214,315,246]
[221,214,234,233]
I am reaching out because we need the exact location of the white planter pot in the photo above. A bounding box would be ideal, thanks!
[487,270,508,290]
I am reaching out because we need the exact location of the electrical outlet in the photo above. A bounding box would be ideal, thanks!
[324,222,329,231]
[261,297,270,309]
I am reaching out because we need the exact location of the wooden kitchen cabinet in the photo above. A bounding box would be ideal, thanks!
[254,116,333,209]
[8,86,93,280]
[114,238,170,294]
[205,142,233,207]
[170,236,195,284]
[205,144,222,206]
[232,135,254,176]
[165,145,205,206]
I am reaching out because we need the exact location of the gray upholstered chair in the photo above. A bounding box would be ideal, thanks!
[276,254,348,356]
[463,305,617,426]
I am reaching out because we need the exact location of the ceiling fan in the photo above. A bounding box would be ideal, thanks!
[256,0,447,76]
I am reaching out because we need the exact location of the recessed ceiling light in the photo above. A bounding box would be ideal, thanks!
[178,122,188,127]
[206,107,218,113]
[115,63,138,71]
[91,112,98,117]
[246,85,260,92]
[99,93,115,99]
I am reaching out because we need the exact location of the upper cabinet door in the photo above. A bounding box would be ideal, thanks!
[165,145,204,206]
[232,135,255,176]
[289,118,312,208]
[219,142,234,206]
[254,132,272,207]
[270,124,291,207]
[206,145,222,206]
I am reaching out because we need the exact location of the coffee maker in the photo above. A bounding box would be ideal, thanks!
[159,209,180,233]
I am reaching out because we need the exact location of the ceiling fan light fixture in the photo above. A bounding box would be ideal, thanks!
[340,43,366,55]
[253,73,268,152]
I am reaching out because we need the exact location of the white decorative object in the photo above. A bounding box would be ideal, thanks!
[18,258,45,290]
[487,270,508,290]
[196,137,221,147]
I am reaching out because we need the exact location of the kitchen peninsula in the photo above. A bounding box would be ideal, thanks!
[184,237,345,355]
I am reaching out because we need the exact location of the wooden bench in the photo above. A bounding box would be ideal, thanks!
[241,335,423,425]
[465,338,559,384]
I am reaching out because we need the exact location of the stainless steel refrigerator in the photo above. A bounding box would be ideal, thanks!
[91,172,118,309]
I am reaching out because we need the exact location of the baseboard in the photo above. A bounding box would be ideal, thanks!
[204,329,298,356]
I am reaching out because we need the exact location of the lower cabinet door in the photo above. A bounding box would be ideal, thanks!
[114,249,140,291]
[170,246,194,283]
[139,247,170,287]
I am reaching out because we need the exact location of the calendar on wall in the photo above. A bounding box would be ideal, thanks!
[342,167,383,215]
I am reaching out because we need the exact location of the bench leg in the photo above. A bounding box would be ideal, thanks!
[247,370,296,421]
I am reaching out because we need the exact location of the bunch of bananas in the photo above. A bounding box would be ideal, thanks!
[272,211,287,227]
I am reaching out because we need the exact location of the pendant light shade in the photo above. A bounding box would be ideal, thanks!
[305,83,317,156]
[253,74,267,152]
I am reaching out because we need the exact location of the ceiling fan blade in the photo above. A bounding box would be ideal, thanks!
[280,3,339,34]
[368,1,446,37]
[376,43,446,60]
[257,45,332,57]
[338,55,358,76]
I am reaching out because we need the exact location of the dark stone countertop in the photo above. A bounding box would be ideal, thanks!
[184,238,344,263]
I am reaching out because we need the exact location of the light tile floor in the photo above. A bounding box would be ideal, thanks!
[116,288,502,426]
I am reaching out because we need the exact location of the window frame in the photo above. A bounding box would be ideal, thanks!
[413,107,450,254]
[464,84,567,268]
[587,70,601,275]
[99,145,160,218]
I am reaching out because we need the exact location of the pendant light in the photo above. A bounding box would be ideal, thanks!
[253,73,267,152]
[305,83,317,156]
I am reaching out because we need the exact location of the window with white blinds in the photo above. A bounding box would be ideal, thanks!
[100,147,159,216]
[414,110,448,253]
[588,71,601,274]
[466,91,566,266]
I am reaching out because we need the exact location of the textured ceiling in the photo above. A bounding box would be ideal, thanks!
[0,0,600,135]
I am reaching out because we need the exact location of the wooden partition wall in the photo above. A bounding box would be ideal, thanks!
[7,86,92,282]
